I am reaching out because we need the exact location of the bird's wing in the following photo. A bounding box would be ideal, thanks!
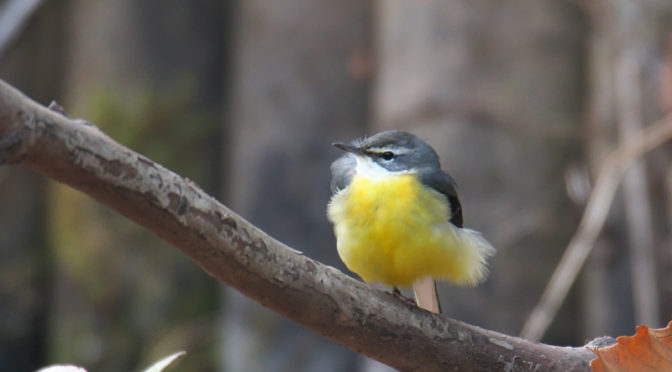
[415,169,464,314]
[420,169,463,228]
[330,153,357,193]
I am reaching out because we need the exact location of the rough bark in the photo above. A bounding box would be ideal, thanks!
[0,80,597,371]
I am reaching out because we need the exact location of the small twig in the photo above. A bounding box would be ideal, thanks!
[521,112,672,341]
[0,0,47,59]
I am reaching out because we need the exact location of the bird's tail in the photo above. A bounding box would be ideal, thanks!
[413,227,495,313]
[413,277,441,314]
[451,227,496,286]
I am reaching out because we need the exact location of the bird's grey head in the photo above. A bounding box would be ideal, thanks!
[333,130,441,174]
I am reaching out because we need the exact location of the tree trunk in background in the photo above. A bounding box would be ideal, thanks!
[582,0,672,340]
[0,1,67,370]
[222,1,372,371]
[374,0,586,345]
[46,1,228,370]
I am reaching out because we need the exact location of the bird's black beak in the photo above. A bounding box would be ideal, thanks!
[332,142,366,156]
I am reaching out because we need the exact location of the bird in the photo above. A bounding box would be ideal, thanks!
[327,130,495,313]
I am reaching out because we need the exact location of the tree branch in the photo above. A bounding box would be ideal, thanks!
[0,79,594,371]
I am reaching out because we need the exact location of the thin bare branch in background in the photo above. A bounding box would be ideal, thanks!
[616,52,659,326]
[0,0,46,59]
[521,112,672,342]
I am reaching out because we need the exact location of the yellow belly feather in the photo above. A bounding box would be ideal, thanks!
[328,173,487,287]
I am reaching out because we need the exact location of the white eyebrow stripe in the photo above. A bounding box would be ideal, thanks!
[367,146,410,155]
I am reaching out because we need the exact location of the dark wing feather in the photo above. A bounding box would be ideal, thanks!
[420,169,463,228]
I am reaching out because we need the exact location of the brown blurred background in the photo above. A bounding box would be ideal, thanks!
[1,0,671,371]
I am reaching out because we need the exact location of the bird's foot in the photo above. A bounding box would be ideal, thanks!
[391,287,416,306]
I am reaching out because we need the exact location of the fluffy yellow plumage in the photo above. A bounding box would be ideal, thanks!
[328,172,490,288]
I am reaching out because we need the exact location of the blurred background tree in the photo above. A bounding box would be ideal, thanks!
[0,0,670,371]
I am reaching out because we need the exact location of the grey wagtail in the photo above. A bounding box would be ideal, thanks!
[327,130,495,313]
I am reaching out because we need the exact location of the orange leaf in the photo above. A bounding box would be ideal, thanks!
[590,321,672,372]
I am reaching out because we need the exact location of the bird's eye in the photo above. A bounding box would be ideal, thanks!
[381,151,395,160]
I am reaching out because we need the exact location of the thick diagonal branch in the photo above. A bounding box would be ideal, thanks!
[0,79,594,371]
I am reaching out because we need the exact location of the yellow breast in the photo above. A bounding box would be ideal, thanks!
[328,173,483,287]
